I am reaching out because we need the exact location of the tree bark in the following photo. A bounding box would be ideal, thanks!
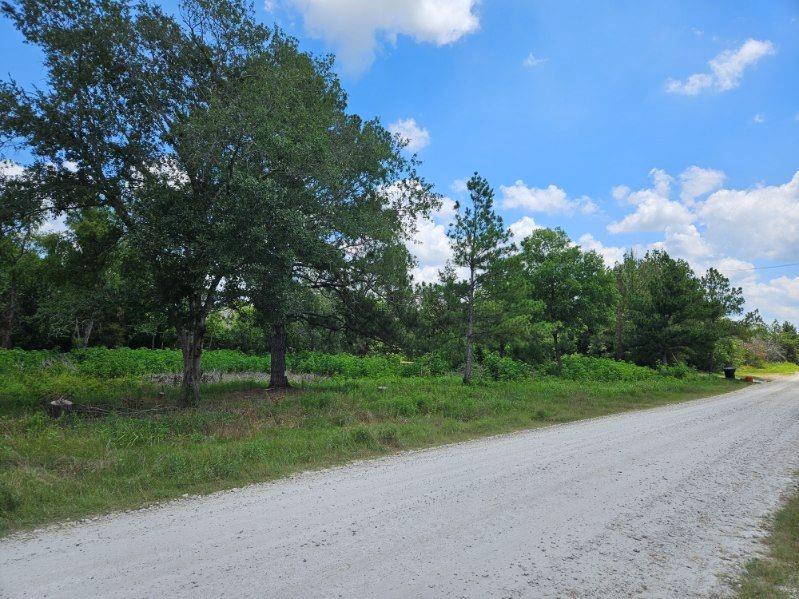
[179,321,205,407]
[269,322,289,389]
[82,317,94,348]
[463,265,476,385]
[553,330,562,372]
[1,289,16,349]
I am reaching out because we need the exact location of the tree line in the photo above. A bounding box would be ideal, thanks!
[1,0,796,403]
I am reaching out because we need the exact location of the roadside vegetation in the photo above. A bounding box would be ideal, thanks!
[0,0,794,537]
[736,486,799,598]
[0,349,740,534]
[737,362,799,377]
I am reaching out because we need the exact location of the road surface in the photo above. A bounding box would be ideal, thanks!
[2,376,798,598]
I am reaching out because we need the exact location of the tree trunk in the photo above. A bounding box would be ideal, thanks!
[553,330,562,372]
[81,318,94,348]
[0,289,15,349]
[179,323,205,407]
[269,322,289,389]
[498,339,506,358]
[614,270,625,360]
[463,267,476,385]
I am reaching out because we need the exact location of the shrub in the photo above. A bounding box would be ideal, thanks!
[555,355,657,382]
[657,362,698,379]
[481,352,531,381]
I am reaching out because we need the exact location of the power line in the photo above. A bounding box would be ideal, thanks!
[722,262,799,272]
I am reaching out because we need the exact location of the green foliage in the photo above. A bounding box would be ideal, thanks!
[0,373,738,533]
[289,352,406,378]
[656,362,698,379]
[554,355,659,382]
[481,352,531,381]
[517,228,617,366]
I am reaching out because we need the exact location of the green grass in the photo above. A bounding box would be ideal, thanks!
[737,362,799,377]
[736,484,799,598]
[0,373,741,535]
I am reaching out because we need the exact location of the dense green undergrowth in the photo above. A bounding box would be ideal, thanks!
[0,348,699,412]
[0,348,740,534]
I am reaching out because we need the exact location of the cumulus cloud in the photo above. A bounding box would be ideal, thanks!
[608,167,799,323]
[666,38,775,96]
[522,53,547,68]
[508,216,540,242]
[607,170,693,233]
[285,0,480,73]
[577,234,626,267]
[388,118,431,152]
[744,276,799,323]
[679,166,725,204]
[405,194,461,284]
[501,181,596,215]
[695,171,799,262]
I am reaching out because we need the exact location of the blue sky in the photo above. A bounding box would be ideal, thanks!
[2,1,798,322]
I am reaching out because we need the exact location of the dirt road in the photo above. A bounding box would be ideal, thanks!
[2,377,798,598]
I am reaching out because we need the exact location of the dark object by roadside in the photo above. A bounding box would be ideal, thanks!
[48,398,73,418]
[723,366,736,379]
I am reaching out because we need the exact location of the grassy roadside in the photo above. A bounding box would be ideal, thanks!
[737,362,799,378]
[0,375,741,535]
[736,484,799,598]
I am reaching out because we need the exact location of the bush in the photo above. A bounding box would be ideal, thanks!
[555,355,657,382]
[481,352,531,381]
[288,352,406,378]
[657,362,698,379]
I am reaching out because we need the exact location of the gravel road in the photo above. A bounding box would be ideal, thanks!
[2,376,798,598]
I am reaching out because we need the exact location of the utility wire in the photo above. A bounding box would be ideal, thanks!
[722,262,799,272]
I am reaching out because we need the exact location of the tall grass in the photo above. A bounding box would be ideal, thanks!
[0,372,740,534]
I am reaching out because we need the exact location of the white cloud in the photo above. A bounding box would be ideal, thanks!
[408,217,451,265]
[753,112,765,124]
[501,181,596,215]
[0,159,24,180]
[286,0,480,73]
[608,167,799,324]
[696,171,799,262]
[679,166,726,204]
[435,196,457,220]
[577,234,626,266]
[450,178,468,193]
[612,185,630,201]
[654,224,714,263]
[607,170,693,233]
[508,215,540,242]
[666,38,775,96]
[522,53,547,68]
[388,118,431,152]
[744,276,799,323]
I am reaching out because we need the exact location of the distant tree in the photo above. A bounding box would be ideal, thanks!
[476,253,539,359]
[612,250,639,361]
[699,267,744,369]
[518,228,616,371]
[447,174,511,384]
[626,251,711,366]
[34,209,123,348]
